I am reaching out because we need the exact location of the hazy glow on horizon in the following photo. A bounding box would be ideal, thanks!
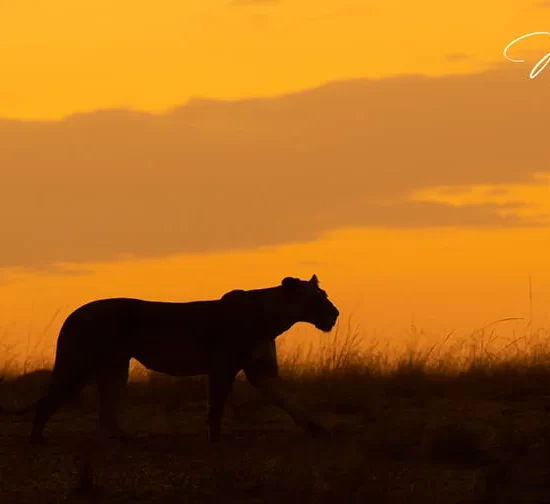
[1,0,550,357]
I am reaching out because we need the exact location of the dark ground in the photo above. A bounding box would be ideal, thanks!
[2,368,550,503]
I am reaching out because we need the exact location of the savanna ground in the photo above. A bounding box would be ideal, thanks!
[2,320,550,503]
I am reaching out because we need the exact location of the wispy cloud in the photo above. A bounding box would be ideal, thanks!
[445,52,470,62]
[280,4,373,31]
[230,0,281,6]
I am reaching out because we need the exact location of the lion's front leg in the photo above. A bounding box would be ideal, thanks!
[243,340,327,437]
[249,375,327,437]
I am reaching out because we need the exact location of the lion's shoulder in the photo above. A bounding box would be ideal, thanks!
[221,289,247,301]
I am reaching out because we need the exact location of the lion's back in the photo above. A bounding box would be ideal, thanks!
[56,298,143,355]
[64,298,139,326]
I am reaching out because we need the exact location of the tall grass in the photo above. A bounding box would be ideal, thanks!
[276,318,550,378]
[2,314,550,390]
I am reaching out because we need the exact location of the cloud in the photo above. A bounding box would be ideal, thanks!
[40,265,96,277]
[230,0,280,6]
[349,202,547,228]
[297,260,322,266]
[280,4,373,30]
[445,53,470,62]
[481,187,513,197]
[0,65,549,270]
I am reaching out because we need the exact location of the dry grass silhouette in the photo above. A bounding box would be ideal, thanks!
[2,318,550,502]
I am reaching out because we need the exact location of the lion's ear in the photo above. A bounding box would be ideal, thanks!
[309,274,319,286]
[281,277,300,290]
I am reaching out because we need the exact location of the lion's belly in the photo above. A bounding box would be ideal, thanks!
[129,334,214,377]
[133,348,212,377]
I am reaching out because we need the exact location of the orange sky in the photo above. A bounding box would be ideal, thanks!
[1,0,550,360]
[2,0,548,119]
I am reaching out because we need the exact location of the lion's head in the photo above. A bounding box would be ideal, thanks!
[281,274,339,332]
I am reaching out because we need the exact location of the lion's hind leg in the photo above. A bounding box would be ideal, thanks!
[96,358,131,441]
[30,369,91,443]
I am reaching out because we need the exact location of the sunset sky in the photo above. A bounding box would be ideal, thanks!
[1,0,550,358]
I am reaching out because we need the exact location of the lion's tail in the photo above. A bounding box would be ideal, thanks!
[0,375,41,414]
[0,399,39,414]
